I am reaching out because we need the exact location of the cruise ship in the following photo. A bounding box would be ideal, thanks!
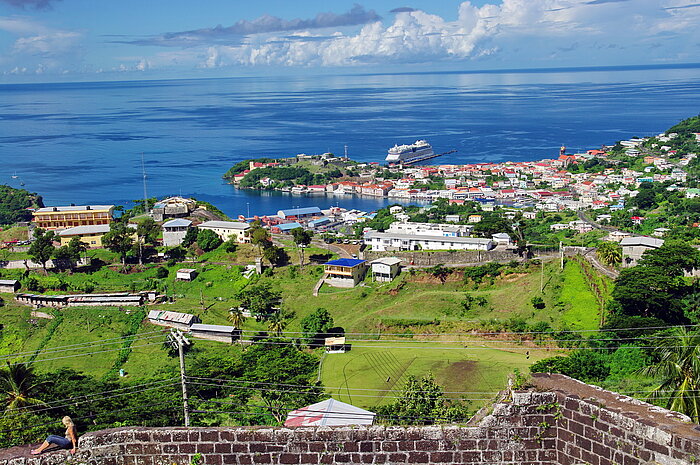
[385,140,434,164]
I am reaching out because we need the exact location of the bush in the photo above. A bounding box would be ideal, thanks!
[531,296,546,309]
[196,229,223,252]
[155,267,169,279]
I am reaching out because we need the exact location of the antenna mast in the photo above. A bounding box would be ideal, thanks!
[141,152,148,211]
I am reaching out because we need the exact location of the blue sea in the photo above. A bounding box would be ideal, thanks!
[1,65,699,218]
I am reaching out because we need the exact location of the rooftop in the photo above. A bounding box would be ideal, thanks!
[162,219,192,228]
[57,224,111,236]
[198,221,250,230]
[325,258,367,268]
[35,205,114,213]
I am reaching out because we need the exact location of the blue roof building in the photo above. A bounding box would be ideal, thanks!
[277,207,322,219]
[277,222,303,232]
[323,258,368,288]
[309,217,331,228]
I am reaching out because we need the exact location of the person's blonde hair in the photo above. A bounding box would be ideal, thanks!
[61,416,74,427]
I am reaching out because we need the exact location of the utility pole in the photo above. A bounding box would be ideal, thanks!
[168,329,191,427]
[560,241,564,270]
[540,258,544,293]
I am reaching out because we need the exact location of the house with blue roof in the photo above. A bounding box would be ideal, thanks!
[274,222,303,233]
[323,258,368,288]
[277,207,322,219]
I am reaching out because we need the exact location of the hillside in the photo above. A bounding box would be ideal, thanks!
[0,185,43,225]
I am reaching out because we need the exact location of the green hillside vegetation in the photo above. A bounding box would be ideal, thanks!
[0,185,43,225]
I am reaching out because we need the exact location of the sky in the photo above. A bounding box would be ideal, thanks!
[0,0,699,82]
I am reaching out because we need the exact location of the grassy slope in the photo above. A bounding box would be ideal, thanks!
[557,260,602,330]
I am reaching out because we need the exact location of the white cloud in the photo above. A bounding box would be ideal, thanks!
[142,0,692,69]
[13,30,81,55]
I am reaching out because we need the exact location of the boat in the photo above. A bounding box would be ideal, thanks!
[11,172,18,179]
[385,140,434,164]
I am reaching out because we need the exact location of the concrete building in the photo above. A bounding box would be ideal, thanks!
[162,219,192,247]
[176,269,198,281]
[197,221,250,243]
[323,258,368,288]
[0,279,20,293]
[620,236,664,267]
[386,222,472,237]
[151,197,196,222]
[365,231,494,252]
[370,257,402,282]
[57,224,111,248]
[32,205,114,230]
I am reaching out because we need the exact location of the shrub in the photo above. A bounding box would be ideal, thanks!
[155,267,169,279]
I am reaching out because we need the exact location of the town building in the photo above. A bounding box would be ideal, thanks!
[364,231,494,252]
[620,236,664,267]
[151,197,196,222]
[277,207,322,220]
[189,323,239,343]
[147,310,201,330]
[162,219,192,247]
[197,221,251,243]
[323,258,368,288]
[57,224,112,248]
[284,398,375,427]
[32,205,114,230]
[324,336,349,354]
[0,279,20,293]
[386,222,472,237]
[176,269,198,281]
[370,257,402,282]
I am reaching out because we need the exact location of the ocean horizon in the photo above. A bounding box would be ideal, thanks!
[2,65,699,218]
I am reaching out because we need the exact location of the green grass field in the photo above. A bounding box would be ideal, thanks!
[557,260,602,330]
[319,341,556,412]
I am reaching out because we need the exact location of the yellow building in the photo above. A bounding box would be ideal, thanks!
[57,224,111,248]
[57,224,136,248]
[33,205,114,230]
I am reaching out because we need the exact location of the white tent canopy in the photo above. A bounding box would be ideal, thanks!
[284,398,376,427]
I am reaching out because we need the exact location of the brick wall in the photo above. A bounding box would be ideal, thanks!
[2,375,698,465]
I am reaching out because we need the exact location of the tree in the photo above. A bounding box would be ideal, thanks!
[300,308,334,347]
[197,229,223,252]
[53,237,87,270]
[610,266,686,323]
[531,296,545,309]
[250,225,271,256]
[181,227,198,247]
[267,311,289,337]
[227,307,245,329]
[0,362,45,411]
[376,373,469,425]
[241,340,323,423]
[262,245,288,268]
[27,228,55,274]
[529,350,610,383]
[641,328,700,422]
[639,242,700,277]
[290,227,313,268]
[134,217,160,265]
[102,221,134,267]
[596,241,622,267]
[234,282,281,320]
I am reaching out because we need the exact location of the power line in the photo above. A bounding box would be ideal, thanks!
[12,341,166,366]
[0,330,166,361]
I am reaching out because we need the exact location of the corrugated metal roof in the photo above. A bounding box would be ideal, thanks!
[278,207,322,217]
[277,222,303,231]
[57,224,111,236]
[371,257,402,266]
[163,219,192,228]
[325,258,366,267]
[35,205,114,213]
[285,398,375,427]
[190,323,235,333]
[0,279,19,285]
[198,221,250,230]
[620,236,664,248]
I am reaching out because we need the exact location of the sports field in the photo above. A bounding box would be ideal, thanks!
[319,341,557,411]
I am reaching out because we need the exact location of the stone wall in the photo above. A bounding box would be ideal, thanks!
[2,375,698,465]
[360,249,537,266]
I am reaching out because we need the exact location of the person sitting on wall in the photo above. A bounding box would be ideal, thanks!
[30,416,78,455]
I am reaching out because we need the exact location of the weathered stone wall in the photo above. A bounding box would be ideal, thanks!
[2,375,699,465]
[360,249,536,266]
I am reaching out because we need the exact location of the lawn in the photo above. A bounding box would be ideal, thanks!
[557,260,602,330]
[320,341,557,412]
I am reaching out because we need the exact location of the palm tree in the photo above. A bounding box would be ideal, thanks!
[267,312,288,337]
[640,327,700,422]
[227,307,245,329]
[0,362,46,411]
[596,241,622,267]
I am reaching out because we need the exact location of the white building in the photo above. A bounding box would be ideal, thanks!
[197,220,251,243]
[386,222,472,237]
[365,231,494,251]
[162,218,192,247]
[370,257,402,282]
